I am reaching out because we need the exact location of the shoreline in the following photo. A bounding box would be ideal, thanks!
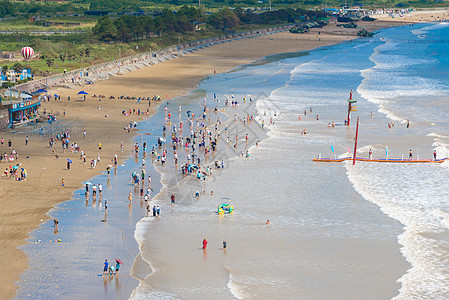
[128,29,409,297]
[1,19,429,299]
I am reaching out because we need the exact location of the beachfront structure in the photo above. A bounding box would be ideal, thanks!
[0,69,33,83]
[0,95,41,129]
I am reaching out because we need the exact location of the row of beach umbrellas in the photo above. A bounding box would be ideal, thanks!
[36,89,88,95]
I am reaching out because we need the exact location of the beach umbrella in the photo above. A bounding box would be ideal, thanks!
[12,166,18,169]
[54,94,59,97]
[115,258,122,264]
[37,89,47,93]
[67,159,72,163]
[77,91,88,95]
[84,181,93,185]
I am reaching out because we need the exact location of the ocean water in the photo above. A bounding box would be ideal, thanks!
[17,23,449,299]
[131,23,449,299]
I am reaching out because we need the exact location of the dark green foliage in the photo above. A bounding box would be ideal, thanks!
[93,6,203,42]
[0,0,80,18]
[93,16,118,42]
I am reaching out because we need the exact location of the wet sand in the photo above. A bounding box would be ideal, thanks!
[0,19,425,299]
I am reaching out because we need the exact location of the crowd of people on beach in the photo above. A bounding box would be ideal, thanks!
[1,137,27,180]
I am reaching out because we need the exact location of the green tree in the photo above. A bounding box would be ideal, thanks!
[114,17,132,42]
[143,16,155,39]
[207,8,239,30]
[46,58,54,68]
[93,16,118,42]
[59,52,67,63]
[78,50,84,62]
[12,62,22,73]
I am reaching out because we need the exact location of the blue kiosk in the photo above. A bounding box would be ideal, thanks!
[8,99,41,125]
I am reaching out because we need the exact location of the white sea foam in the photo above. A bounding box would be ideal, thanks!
[357,39,448,124]
[411,22,449,35]
[130,288,177,300]
[226,270,249,300]
[428,132,449,139]
[345,161,449,299]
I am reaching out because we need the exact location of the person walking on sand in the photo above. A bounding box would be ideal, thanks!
[223,240,227,250]
[409,149,413,160]
[434,150,437,161]
[202,238,208,250]
[103,259,108,276]
[171,194,175,204]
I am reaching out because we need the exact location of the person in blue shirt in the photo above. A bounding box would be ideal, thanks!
[103,259,108,276]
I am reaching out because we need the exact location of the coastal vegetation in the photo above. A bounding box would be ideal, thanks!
[0,0,445,82]
[0,5,328,78]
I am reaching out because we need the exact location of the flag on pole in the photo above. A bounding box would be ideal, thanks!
[331,145,335,153]
[385,146,388,156]
[347,146,351,154]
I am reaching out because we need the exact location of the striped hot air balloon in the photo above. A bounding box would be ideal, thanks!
[21,46,34,61]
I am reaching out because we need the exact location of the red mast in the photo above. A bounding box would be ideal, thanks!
[353,116,359,165]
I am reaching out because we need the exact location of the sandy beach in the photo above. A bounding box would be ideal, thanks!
[376,9,449,23]
[0,17,433,299]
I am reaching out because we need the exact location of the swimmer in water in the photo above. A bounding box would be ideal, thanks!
[265,220,270,225]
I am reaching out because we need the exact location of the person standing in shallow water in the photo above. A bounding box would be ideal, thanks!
[103,259,108,276]
[202,238,208,250]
